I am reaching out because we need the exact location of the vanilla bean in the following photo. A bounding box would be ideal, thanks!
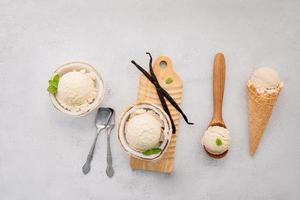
[131,60,155,82]
[157,85,194,125]
[131,57,194,125]
[146,52,176,133]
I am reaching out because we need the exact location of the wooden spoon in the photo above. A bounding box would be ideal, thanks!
[203,53,229,159]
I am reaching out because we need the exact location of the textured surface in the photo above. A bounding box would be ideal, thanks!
[0,0,300,199]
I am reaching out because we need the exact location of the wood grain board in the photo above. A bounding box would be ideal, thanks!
[130,56,183,173]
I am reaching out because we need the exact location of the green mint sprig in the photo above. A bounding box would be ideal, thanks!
[165,77,173,84]
[47,74,60,95]
[142,148,162,156]
[216,138,223,146]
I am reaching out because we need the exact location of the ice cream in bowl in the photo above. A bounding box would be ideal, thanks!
[48,62,105,116]
[118,103,172,161]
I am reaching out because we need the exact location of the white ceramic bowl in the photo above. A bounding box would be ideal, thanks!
[49,62,105,117]
[118,103,173,161]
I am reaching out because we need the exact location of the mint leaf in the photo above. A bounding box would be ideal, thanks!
[151,148,161,154]
[47,74,60,95]
[53,74,59,82]
[47,85,57,95]
[52,74,60,87]
[142,148,162,156]
[48,80,57,88]
[216,138,223,146]
[165,77,173,84]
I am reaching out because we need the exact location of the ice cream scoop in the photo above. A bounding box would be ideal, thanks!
[56,69,97,112]
[202,126,231,155]
[202,53,231,159]
[125,110,162,151]
[250,67,281,94]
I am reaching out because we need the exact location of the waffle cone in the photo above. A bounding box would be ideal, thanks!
[247,84,282,156]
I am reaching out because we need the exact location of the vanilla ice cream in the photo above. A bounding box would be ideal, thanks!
[202,126,231,155]
[56,69,98,112]
[249,67,282,94]
[125,109,163,151]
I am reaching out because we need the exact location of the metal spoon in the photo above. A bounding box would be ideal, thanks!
[105,108,115,177]
[82,108,113,175]
[203,53,229,159]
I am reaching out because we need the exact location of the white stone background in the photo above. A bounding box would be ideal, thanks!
[0,0,299,199]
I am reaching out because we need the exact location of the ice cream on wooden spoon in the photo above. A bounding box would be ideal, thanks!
[201,53,231,159]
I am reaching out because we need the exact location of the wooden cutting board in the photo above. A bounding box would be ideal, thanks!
[130,56,183,173]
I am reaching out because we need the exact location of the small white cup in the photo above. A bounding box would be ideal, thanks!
[49,61,105,117]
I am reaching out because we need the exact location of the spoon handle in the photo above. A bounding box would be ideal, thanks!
[82,130,101,175]
[211,53,226,126]
[106,128,114,177]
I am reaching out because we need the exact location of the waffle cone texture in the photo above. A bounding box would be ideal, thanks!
[247,83,282,156]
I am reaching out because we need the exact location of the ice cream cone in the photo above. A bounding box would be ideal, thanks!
[247,83,282,156]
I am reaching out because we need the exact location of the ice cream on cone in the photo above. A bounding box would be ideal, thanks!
[247,67,283,156]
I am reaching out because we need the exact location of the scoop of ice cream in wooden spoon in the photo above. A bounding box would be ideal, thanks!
[201,53,231,159]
